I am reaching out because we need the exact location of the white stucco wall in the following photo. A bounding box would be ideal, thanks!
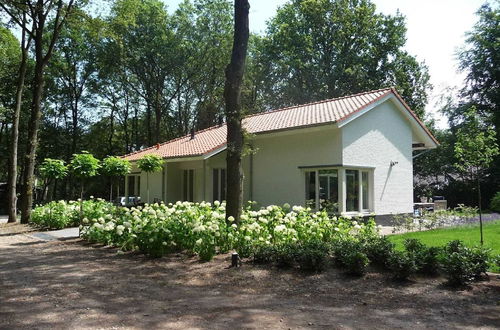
[251,126,342,207]
[341,99,413,215]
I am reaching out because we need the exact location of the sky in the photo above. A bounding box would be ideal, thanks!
[165,0,487,128]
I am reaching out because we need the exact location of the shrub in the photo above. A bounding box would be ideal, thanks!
[439,240,491,286]
[388,250,418,280]
[80,201,377,261]
[490,192,500,212]
[343,250,370,276]
[31,198,114,230]
[362,236,394,268]
[333,239,369,276]
[403,238,440,275]
[294,240,330,272]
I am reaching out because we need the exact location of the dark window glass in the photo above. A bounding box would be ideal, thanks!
[221,169,226,201]
[362,171,369,210]
[212,169,219,202]
[128,176,135,196]
[305,171,316,209]
[189,169,194,202]
[319,169,338,212]
[183,170,188,201]
[346,170,359,212]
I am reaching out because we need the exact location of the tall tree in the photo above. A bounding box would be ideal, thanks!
[256,0,431,118]
[224,0,249,224]
[10,0,77,224]
[0,8,32,223]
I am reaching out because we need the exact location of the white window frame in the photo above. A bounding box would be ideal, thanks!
[304,167,373,214]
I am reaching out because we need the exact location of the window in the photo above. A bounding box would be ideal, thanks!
[212,168,226,202]
[319,169,338,213]
[128,175,140,196]
[183,169,194,202]
[305,169,338,212]
[305,168,371,213]
[362,171,369,210]
[345,170,359,212]
[305,171,316,209]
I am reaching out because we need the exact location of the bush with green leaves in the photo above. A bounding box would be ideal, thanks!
[361,235,395,268]
[332,239,370,276]
[403,239,440,275]
[439,240,491,286]
[80,201,378,262]
[388,250,418,280]
[31,198,114,230]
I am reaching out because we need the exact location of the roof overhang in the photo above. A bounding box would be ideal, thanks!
[337,91,439,150]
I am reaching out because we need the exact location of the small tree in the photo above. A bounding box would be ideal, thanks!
[39,158,68,202]
[70,152,100,225]
[101,156,131,202]
[137,155,163,204]
[454,107,499,245]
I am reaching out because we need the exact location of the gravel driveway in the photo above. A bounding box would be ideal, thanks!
[0,224,499,329]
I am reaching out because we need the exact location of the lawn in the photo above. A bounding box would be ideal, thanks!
[389,220,500,271]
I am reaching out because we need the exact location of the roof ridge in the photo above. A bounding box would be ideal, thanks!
[242,87,393,120]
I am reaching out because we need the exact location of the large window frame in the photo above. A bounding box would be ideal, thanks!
[304,167,372,214]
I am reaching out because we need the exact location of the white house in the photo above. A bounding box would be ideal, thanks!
[122,88,438,216]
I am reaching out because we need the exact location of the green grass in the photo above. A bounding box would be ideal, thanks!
[389,220,500,272]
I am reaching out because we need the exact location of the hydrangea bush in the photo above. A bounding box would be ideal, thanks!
[80,201,379,261]
[31,198,114,229]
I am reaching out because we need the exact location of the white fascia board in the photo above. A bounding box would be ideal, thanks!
[337,94,438,149]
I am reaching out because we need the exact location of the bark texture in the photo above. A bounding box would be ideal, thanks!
[7,23,31,223]
[224,0,249,224]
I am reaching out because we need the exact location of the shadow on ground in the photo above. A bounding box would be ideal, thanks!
[0,233,499,329]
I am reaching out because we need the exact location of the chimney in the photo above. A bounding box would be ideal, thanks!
[190,128,195,139]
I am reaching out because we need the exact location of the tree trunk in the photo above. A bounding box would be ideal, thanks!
[20,56,45,224]
[477,175,483,245]
[7,28,30,223]
[224,0,250,224]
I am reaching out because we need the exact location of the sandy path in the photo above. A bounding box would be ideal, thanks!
[0,225,499,329]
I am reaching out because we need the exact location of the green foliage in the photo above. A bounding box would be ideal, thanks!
[439,240,491,286]
[39,158,68,180]
[361,235,395,268]
[490,192,500,212]
[31,199,114,229]
[403,239,440,275]
[80,202,377,261]
[70,152,100,179]
[454,106,499,173]
[137,155,164,173]
[388,250,418,280]
[333,239,369,276]
[101,156,131,177]
[255,0,431,118]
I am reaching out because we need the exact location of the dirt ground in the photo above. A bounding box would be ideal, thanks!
[1,224,499,330]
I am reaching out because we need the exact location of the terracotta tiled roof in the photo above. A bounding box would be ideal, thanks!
[122,88,433,161]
